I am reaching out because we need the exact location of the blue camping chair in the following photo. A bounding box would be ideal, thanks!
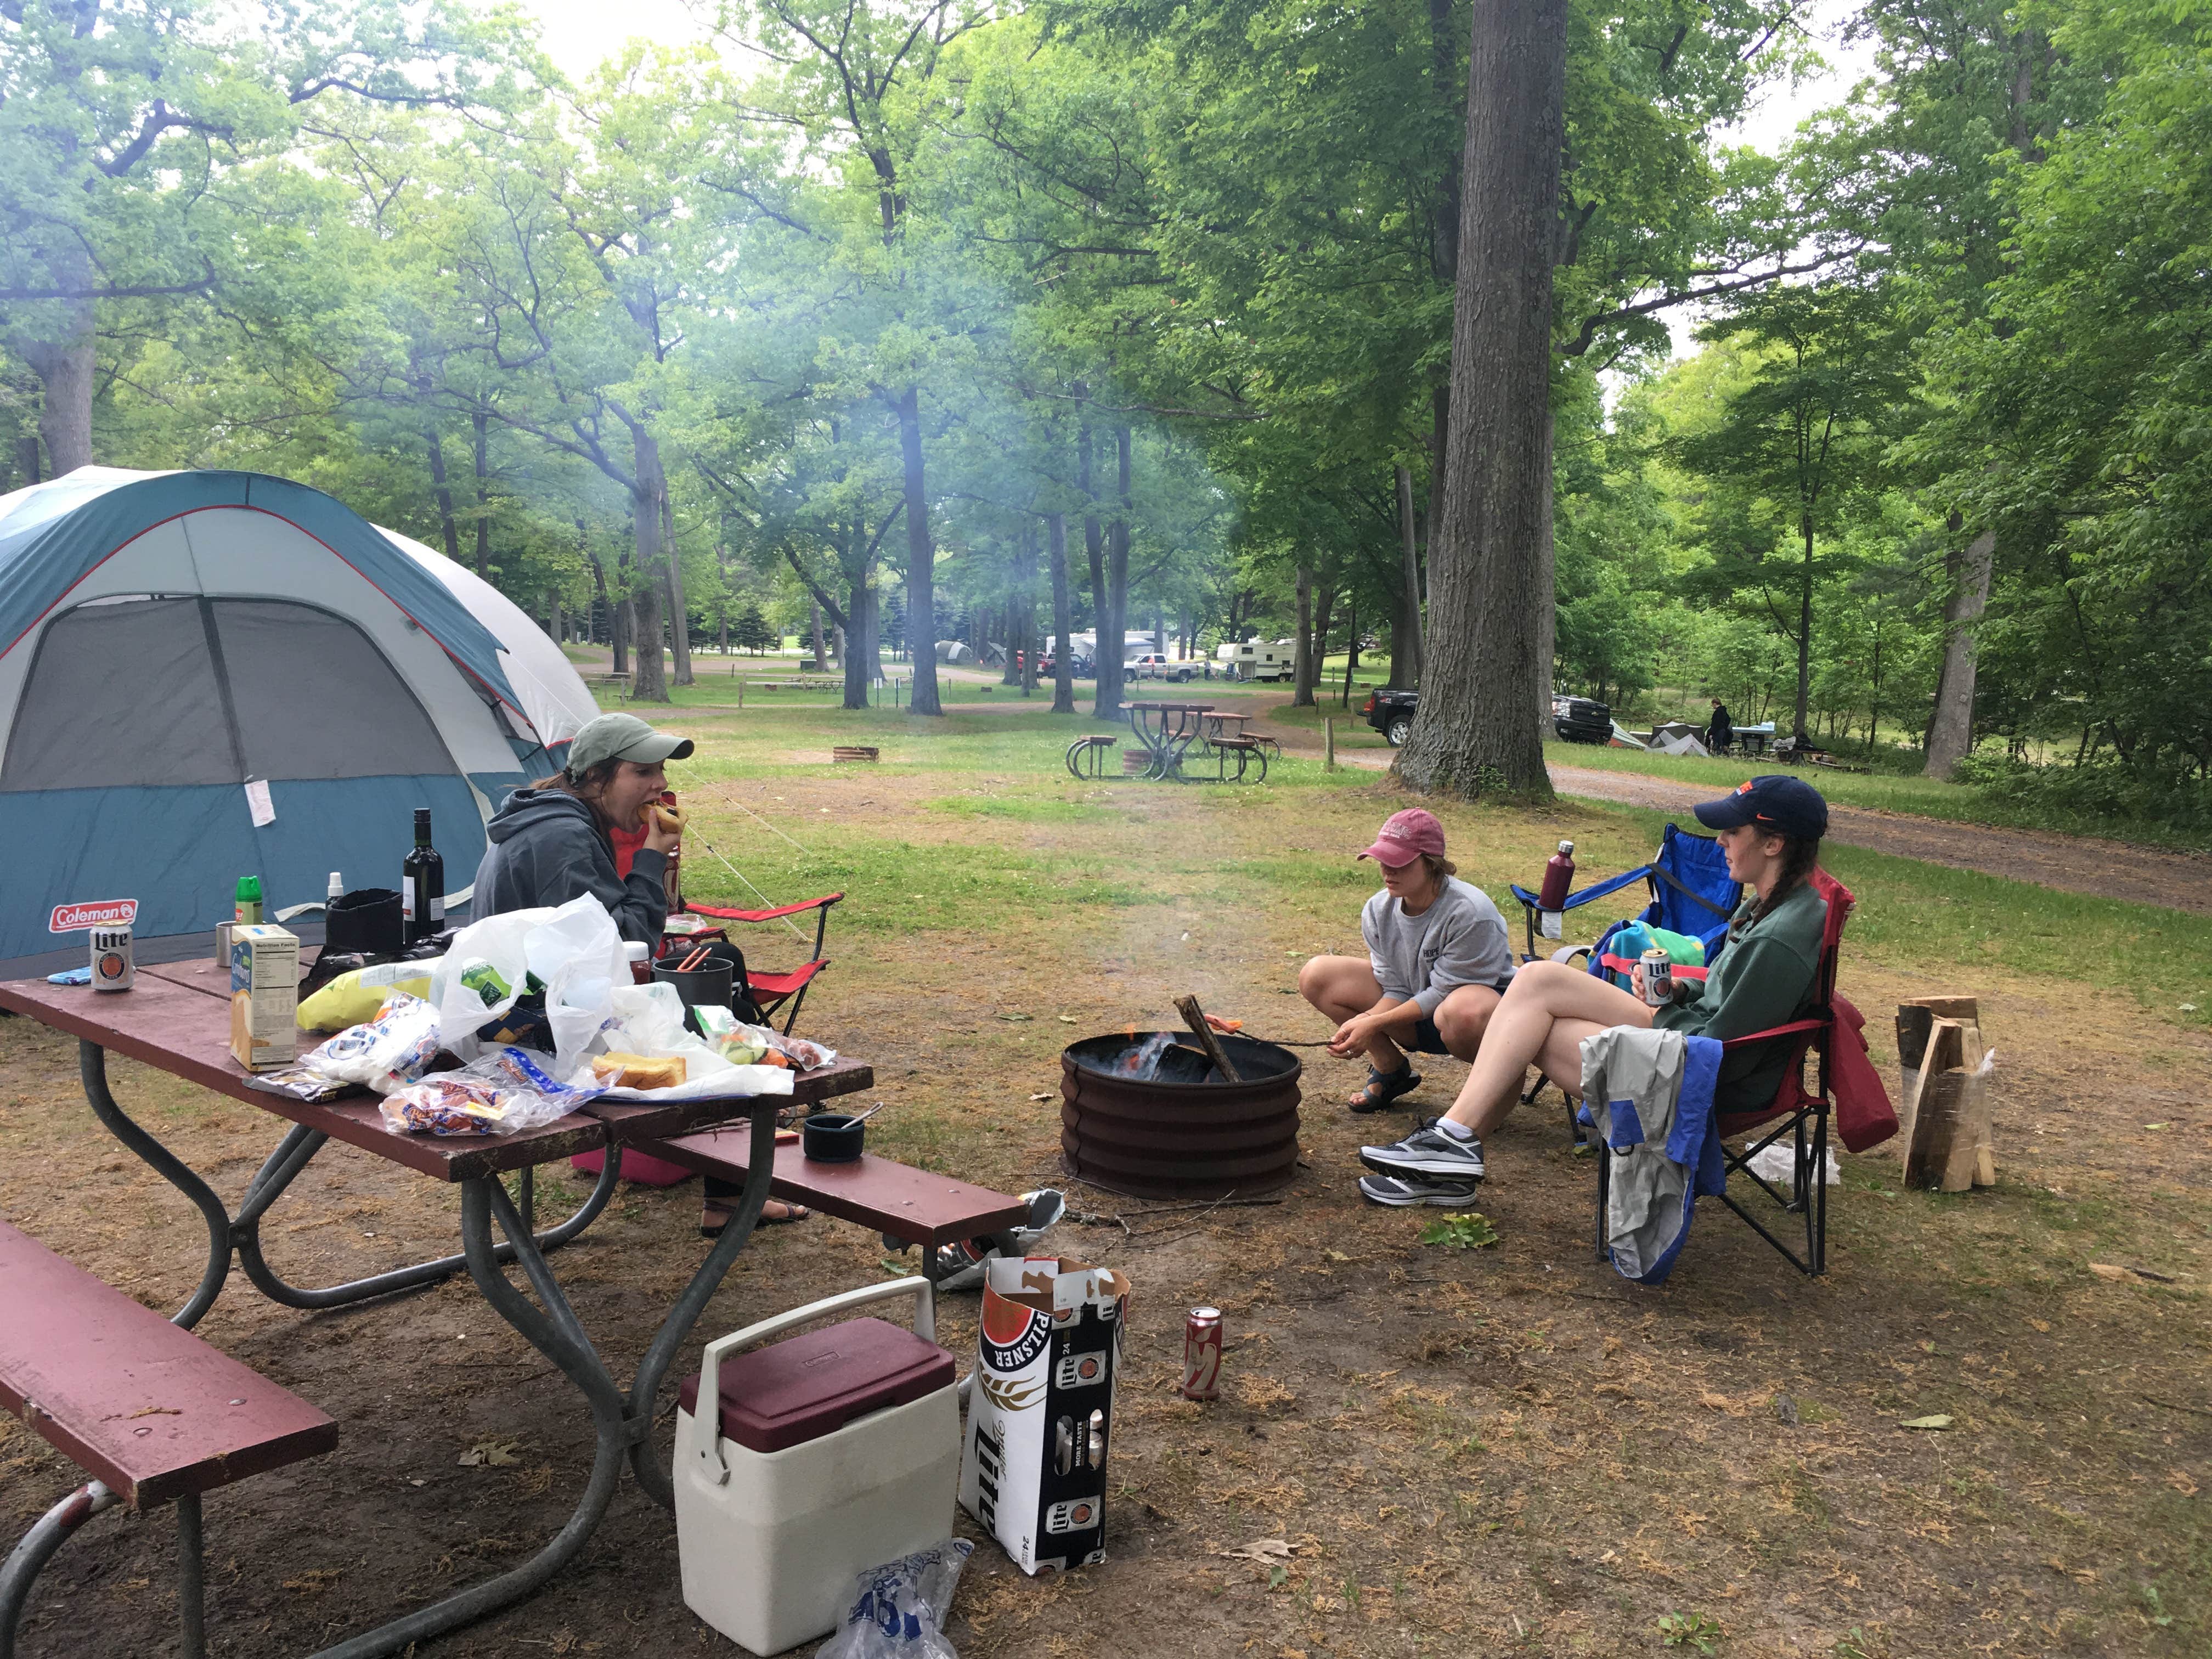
[1508,823,1743,1137]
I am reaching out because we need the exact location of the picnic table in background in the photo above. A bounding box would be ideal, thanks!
[0,959,870,1658]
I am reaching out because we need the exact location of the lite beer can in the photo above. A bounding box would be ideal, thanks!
[90,926,134,992]
[1181,1306,1223,1401]
[1639,946,1673,1007]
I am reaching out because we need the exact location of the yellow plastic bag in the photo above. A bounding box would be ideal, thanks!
[297,958,437,1031]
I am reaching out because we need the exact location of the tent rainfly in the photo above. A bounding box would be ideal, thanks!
[0,467,588,967]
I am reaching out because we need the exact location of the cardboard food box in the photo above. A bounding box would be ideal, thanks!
[958,1256,1130,1575]
[228,924,300,1072]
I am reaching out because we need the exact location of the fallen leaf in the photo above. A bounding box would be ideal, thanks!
[458,1438,521,1467]
[2169,1470,2200,1497]
[2143,1122,2171,1130]
[1324,1249,1351,1263]
[998,1013,1034,1023]
[1028,1092,1054,1102]
[1215,1538,1294,1563]
[1057,1015,1077,1024]
[2089,1263,2130,1282]
[1899,1415,1954,1431]
[2028,1318,2051,1333]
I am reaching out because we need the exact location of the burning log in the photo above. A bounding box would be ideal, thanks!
[1173,994,1243,1083]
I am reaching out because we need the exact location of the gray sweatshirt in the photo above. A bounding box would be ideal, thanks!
[1361,877,1513,1016]
[472,788,668,945]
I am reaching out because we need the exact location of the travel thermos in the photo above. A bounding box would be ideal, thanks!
[1538,839,1575,940]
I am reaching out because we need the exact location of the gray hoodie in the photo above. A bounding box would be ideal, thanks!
[472,788,667,945]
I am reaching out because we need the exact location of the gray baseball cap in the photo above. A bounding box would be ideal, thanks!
[564,713,695,776]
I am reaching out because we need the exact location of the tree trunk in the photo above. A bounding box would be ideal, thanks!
[629,433,669,702]
[661,487,693,686]
[1392,464,1425,689]
[1097,427,1133,722]
[425,424,462,560]
[1047,512,1076,714]
[471,410,493,580]
[1923,527,1995,778]
[1533,406,1556,744]
[1293,566,1317,707]
[1792,515,1815,743]
[1341,599,1360,704]
[810,600,827,670]
[14,433,41,488]
[614,595,634,678]
[546,591,563,644]
[896,386,942,715]
[1312,584,1336,690]
[1081,420,1113,719]
[1018,524,1039,693]
[844,580,879,710]
[16,308,95,478]
[1395,0,1565,801]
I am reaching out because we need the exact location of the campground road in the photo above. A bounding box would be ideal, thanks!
[1249,720,2212,917]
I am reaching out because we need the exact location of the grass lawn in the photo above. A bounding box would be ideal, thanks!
[16,687,2194,1655]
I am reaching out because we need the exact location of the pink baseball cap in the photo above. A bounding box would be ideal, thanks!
[1358,808,1446,867]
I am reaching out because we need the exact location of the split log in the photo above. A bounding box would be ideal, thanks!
[1903,1019,1965,1189]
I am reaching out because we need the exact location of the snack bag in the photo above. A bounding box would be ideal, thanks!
[301,992,443,1091]
[297,959,438,1031]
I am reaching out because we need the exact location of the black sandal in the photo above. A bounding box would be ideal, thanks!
[1348,1064,1423,1114]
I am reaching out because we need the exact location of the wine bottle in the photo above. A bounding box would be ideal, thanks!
[401,808,444,945]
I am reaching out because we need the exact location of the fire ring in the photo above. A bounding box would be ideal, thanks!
[1059,1032,1303,1201]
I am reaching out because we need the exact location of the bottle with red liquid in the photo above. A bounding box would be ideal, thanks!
[1537,839,1575,940]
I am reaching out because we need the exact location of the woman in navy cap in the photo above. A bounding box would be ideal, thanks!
[1355,776,1831,1206]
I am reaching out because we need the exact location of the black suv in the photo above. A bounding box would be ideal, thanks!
[1359,689,1612,747]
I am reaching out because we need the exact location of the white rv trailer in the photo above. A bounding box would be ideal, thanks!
[1214,639,1296,681]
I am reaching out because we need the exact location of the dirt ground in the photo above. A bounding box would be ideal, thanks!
[3,754,2206,1659]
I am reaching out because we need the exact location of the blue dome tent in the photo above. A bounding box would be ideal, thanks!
[0,468,572,972]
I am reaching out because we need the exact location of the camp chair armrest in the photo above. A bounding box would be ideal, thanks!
[1509,865,1654,915]
[687,893,844,924]
[1718,1015,1828,1049]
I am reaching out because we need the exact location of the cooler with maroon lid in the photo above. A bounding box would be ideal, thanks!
[959,1255,1131,1575]
[673,1279,961,1656]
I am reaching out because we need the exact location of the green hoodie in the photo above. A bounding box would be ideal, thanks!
[1653,880,1827,1111]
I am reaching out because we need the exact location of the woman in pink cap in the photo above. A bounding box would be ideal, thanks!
[1297,808,1515,1113]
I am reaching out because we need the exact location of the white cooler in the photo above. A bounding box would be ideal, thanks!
[674,1278,960,1655]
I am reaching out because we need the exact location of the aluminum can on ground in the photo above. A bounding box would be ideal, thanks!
[1181,1306,1223,1401]
[1639,946,1672,1007]
[90,926,134,992]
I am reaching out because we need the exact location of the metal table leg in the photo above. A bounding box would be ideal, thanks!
[81,1040,622,1321]
[306,1178,635,1659]
[307,1109,778,1655]
[0,1482,118,1659]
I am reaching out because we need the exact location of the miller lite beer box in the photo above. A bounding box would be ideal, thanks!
[958,1256,1130,1575]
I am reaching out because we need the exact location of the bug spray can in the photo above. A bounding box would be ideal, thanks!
[90,925,135,991]
[1181,1306,1223,1401]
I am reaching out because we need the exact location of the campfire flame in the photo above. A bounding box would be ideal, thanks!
[1111,1032,1176,1081]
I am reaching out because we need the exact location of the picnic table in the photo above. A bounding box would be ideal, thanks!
[0,958,871,1658]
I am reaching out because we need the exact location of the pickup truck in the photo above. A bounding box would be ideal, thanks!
[1358,689,1614,747]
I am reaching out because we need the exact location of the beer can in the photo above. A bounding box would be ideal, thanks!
[1639,946,1672,1007]
[1181,1306,1222,1401]
[90,926,135,992]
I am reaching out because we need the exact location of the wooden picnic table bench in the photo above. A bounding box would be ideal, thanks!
[639,1130,1030,1342]
[0,1219,339,1658]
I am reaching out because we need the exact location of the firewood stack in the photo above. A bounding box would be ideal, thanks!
[1896,996,1996,1192]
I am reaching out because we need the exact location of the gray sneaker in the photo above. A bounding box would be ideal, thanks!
[1358,1173,1485,1208]
[1359,1118,1486,1181]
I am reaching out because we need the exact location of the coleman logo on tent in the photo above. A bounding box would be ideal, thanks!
[51,899,139,933]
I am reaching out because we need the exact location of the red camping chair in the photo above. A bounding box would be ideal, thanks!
[1595,866,1857,1277]
[608,799,842,1035]
[680,894,842,1034]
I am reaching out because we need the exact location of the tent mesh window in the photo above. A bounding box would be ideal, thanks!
[3,597,453,792]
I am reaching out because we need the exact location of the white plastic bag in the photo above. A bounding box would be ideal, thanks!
[565,983,795,1102]
[816,1539,973,1659]
[430,898,629,1068]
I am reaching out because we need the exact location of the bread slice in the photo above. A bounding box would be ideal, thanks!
[591,1051,687,1090]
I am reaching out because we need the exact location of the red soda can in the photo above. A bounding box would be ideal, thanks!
[1181,1306,1222,1401]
